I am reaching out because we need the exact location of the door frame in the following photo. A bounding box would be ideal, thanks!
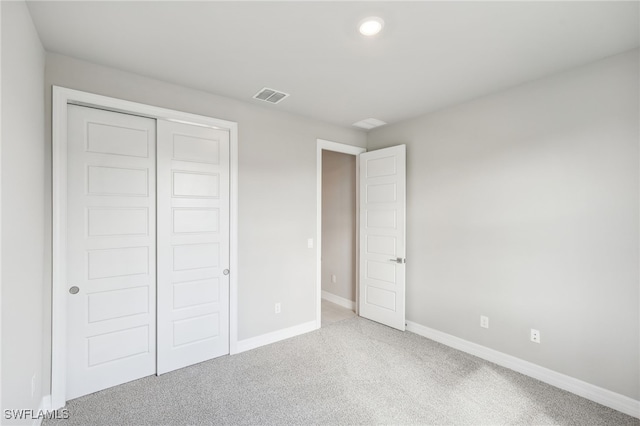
[51,86,239,409]
[315,139,366,328]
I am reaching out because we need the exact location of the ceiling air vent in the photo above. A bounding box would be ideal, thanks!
[352,118,386,130]
[253,87,290,104]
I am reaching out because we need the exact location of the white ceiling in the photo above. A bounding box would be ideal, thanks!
[27,1,639,129]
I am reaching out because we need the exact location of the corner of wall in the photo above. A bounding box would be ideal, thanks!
[1,0,48,420]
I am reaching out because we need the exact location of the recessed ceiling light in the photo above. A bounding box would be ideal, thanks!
[359,17,384,36]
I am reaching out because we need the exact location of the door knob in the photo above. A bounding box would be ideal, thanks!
[69,286,80,294]
[223,269,230,275]
[389,258,406,264]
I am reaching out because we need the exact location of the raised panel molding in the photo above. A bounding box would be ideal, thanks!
[366,183,397,203]
[88,286,149,323]
[87,247,149,279]
[88,207,148,237]
[173,313,219,347]
[87,165,148,196]
[172,208,219,234]
[366,260,396,284]
[366,155,396,178]
[366,210,396,229]
[87,325,149,366]
[172,243,219,271]
[173,134,220,164]
[365,286,396,311]
[172,171,219,198]
[367,235,396,256]
[173,278,220,309]
[86,122,149,158]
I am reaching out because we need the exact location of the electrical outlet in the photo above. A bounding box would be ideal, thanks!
[31,373,36,397]
[275,303,281,314]
[480,315,489,329]
[331,274,337,283]
[530,329,541,343]
[307,238,314,249]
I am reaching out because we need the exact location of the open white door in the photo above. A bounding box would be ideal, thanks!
[156,120,230,374]
[359,145,406,331]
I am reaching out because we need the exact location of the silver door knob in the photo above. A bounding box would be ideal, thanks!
[223,269,230,275]
[69,286,80,294]
[389,258,406,264]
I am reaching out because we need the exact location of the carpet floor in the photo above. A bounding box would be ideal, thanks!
[46,317,638,426]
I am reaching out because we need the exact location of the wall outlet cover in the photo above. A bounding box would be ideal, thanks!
[480,315,489,329]
[531,329,541,343]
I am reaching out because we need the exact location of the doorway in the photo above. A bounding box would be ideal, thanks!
[316,140,407,332]
[321,150,357,325]
[315,140,366,328]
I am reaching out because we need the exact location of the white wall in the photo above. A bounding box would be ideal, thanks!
[1,1,3,417]
[321,150,356,302]
[1,1,46,421]
[42,53,367,394]
[367,49,640,400]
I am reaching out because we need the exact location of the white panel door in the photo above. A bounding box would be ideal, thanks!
[66,105,156,399]
[359,145,406,331]
[157,120,230,374]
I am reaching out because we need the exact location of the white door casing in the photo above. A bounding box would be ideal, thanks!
[157,120,230,374]
[66,105,157,399]
[359,145,406,331]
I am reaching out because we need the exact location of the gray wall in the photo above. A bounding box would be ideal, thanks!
[1,1,46,421]
[42,53,366,394]
[367,49,640,400]
[5,8,636,409]
[321,150,356,302]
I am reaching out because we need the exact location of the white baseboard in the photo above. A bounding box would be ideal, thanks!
[32,405,43,426]
[40,395,52,412]
[321,290,355,310]
[406,320,640,419]
[234,320,317,354]
[30,395,52,426]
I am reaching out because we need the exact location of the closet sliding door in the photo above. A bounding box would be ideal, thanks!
[57,90,235,405]
[66,105,157,399]
[156,120,230,374]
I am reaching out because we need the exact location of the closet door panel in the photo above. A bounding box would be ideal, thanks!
[157,120,230,374]
[66,105,156,399]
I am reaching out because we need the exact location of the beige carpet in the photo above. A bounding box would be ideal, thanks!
[45,317,638,425]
